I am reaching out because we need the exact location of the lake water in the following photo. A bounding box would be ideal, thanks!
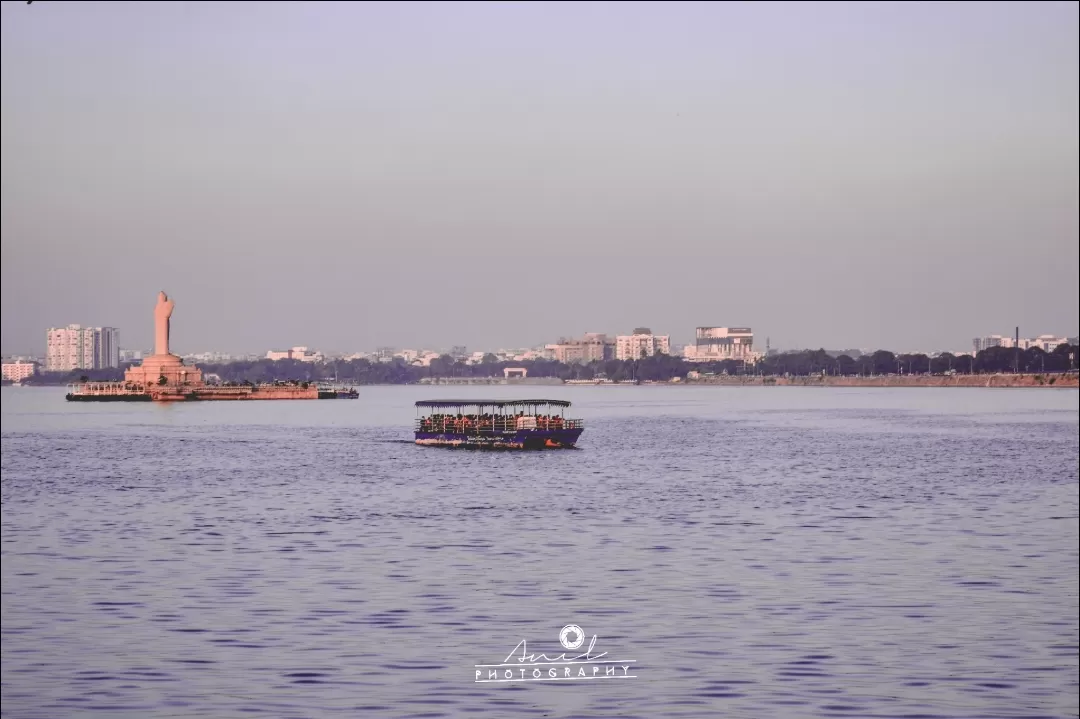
[2,386,1078,719]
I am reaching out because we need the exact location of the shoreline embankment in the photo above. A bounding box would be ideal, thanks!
[683,373,1078,388]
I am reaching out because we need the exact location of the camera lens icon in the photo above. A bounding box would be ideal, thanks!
[559,624,585,650]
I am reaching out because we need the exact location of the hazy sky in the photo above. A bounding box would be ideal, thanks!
[2,1,1077,356]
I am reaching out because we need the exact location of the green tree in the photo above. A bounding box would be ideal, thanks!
[870,350,897,375]
[428,354,455,377]
[836,354,857,375]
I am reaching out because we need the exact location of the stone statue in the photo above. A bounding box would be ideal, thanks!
[154,291,175,356]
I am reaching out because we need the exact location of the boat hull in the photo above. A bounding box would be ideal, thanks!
[415,428,583,449]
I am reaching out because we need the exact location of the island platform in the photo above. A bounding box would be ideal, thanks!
[66,382,358,402]
[65,291,358,403]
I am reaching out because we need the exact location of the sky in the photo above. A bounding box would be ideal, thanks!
[2,1,1077,356]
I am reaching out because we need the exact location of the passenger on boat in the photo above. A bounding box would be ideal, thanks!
[421,412,569,434]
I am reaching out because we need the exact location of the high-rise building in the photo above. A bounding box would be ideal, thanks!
[973,335,1007,353]
[45,325,120,372]
[683,327,755,362]
[98,327,119,369]
[615,328,670,360]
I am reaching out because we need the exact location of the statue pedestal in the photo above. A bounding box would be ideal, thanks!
[125,354,204,388]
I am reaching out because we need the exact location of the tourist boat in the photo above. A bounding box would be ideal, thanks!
[414,399,584,449]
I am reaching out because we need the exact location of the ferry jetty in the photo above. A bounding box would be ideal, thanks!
[65,291,359,403]
[414,399,584,449]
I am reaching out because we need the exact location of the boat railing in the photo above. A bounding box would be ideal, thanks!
[67,381,146,396]
[415,418,584,433]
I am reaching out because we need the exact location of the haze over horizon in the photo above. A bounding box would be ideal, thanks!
[2,1,1077,357]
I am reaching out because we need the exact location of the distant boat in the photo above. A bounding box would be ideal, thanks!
[414,399,584,449]
[317,386,359,399]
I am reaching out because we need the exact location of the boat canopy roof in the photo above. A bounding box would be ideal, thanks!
[415,399,571,409]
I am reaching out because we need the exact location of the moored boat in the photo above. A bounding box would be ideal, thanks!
[317,384,360,399]
[414,399,584,449]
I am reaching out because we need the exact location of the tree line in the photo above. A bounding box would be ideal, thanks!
[20,342,1078,386]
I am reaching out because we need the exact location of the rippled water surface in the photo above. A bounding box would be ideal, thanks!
[2,386,1078,718]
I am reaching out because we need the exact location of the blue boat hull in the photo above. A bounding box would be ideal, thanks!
[415,428,583,449]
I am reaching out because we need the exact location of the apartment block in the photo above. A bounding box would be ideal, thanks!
[2,360,38,382]
[45,325,120,371]
[615,328,670,360]
[546,333,615,364]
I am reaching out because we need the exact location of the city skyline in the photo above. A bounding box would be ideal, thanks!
[2,2,1078,355]
[4,313,1076,363]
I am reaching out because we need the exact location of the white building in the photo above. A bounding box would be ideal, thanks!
[181,352,239,363]
[684,327,755,362]
[546,333,614,364]
[615,328,670,360]
[1030,335,1069,352]
[973,334,1070,353]
[412,352,442,367]
[972,335,1008,352]
[2,360,38,382]
[373,347,396,363]
[266,346,324,362]
[45,325,120,371]
[291,347,323,362]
